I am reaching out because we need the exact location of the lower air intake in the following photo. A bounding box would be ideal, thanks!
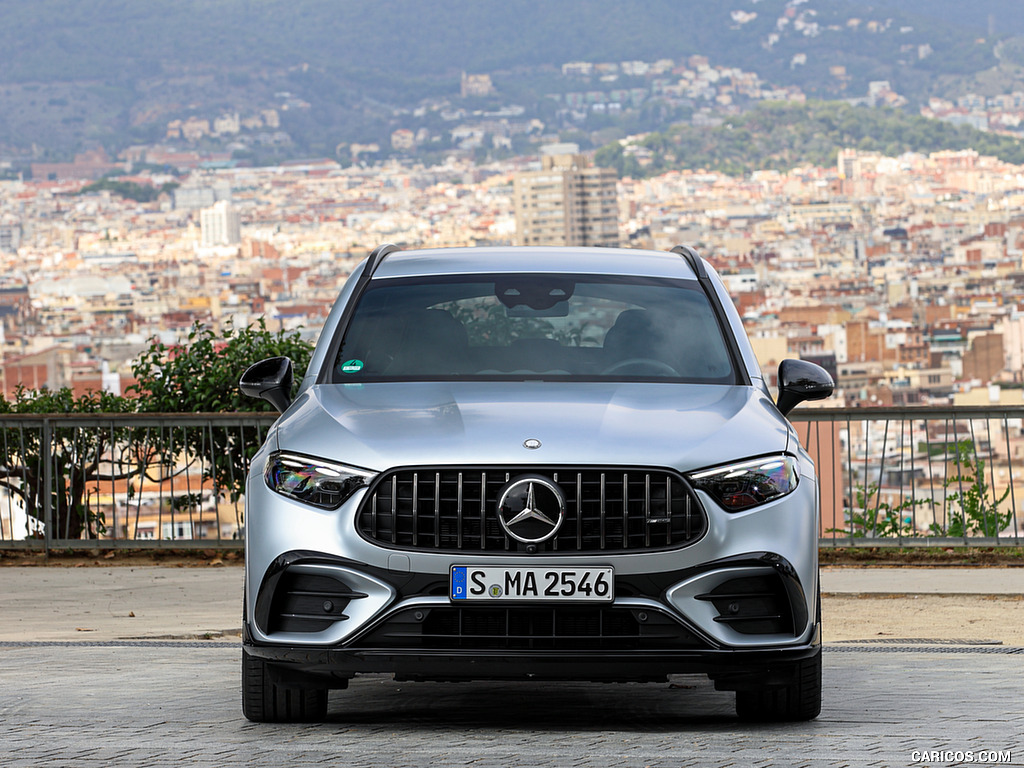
[267,571,367,634]
[353,606,704,651]
[698,574,794,635]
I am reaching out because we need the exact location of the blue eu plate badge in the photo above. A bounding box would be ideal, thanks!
[451,566,468,600]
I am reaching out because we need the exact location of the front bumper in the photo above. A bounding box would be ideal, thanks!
[242,638,821,690]
[245,460,821,647]
[243,549,819,687]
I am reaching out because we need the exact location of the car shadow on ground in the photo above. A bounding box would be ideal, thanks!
[315,675,783,731]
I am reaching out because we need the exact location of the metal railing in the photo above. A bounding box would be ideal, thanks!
[2,407,1023,551]
[0,413,276,551]
[792,406,1024,548]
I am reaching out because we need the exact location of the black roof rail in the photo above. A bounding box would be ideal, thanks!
[363,242,401,279]
[670,244,708,280]
[317,243,401,384]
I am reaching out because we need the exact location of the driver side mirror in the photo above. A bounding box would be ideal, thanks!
[775,359,834,416]
[240,357,294,413]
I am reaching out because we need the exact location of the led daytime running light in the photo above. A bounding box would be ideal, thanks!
[264,453,374,510]
[689,455,798,512]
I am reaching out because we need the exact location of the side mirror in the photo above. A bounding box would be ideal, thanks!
[776,359,834,416]
[240,357,294,413]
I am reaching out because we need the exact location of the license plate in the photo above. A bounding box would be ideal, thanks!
[450,566,614,602]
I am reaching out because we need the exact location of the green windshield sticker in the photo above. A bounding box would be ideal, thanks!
[340,359,364,373]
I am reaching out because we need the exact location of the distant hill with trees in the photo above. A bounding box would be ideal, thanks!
[595,101,1024,177]
[0,0,1013,87]
[1,0,1023,161]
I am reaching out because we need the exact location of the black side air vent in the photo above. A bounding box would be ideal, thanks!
[696,574,794,635]
[267,571,367,634]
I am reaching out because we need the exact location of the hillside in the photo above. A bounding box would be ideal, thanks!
[0,0,1009,85]
[595,101,1024,177]
[0,0,1022,160]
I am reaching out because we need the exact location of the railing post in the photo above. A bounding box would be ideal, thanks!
[42,417,52,560]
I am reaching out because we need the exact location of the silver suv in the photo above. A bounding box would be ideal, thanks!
[239,244,833,722]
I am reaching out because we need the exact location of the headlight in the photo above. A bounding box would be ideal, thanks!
[264,452,375,509]
[688,455,798,512]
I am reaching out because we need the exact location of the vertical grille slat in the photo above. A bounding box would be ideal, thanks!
[357,466,706,553]
[575,474,583,552]
[551,472,559,552]
[456,472,464,550]
[644,474,651,548]
[479,471,487,551]
[434,472,441,548]
[371,488,379,539]
[503,472,511,553]
[666,478,673,547]
[411,472,419,547]
[621,472,629,550]
[390,476,398,545]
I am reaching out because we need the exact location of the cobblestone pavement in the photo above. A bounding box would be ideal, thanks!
[1,644,1022,767]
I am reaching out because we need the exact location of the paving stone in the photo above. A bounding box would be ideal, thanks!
[1,645,1022,766]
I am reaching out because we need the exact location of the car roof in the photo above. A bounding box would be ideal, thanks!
[371,246,700,281]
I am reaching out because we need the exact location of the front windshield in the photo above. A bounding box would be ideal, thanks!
[331,273,736,383]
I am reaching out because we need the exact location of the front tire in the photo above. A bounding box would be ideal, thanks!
[735,582,822,722]
[734,647,822,721]
[242,647,328,723]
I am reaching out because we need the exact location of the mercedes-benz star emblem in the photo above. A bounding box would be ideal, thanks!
[497,475,566,544]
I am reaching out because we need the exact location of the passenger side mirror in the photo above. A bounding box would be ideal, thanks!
[240,357,294,413]
[775,359,834,416]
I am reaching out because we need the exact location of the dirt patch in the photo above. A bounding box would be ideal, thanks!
[4,546,1022,567]
[0,548,243,568]
[820,547,1024,567]
[824,593,1024,645]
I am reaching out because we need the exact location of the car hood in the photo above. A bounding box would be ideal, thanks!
[275,382,792,473]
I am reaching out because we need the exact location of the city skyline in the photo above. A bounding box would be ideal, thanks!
[4,142,1024,413]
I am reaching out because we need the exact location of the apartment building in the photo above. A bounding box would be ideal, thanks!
[513,149,619,247]
[200,200,241,247]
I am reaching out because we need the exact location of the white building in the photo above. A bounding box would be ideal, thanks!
[200,201,241,247]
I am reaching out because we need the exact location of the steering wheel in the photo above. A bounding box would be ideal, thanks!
[602,358,680,376]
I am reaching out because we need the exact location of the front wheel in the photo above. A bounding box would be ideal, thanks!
[736,582,822,722]
[242,647,328,723]
[734,647,822,721]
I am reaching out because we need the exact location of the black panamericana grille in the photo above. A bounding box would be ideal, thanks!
[356,467,707,553]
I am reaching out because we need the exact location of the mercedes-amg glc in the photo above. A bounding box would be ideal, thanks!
[239,244,833,722]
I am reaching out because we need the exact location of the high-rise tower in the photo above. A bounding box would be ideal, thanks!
[514,147,619,247]
[200,200,241,247]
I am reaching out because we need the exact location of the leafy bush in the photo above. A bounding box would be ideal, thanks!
[0,321,315,538]
[129,319,312,413]
[129,319,314,502]
[836,482,931,539]
[932,441,1012,538]
[0,386,135,539]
